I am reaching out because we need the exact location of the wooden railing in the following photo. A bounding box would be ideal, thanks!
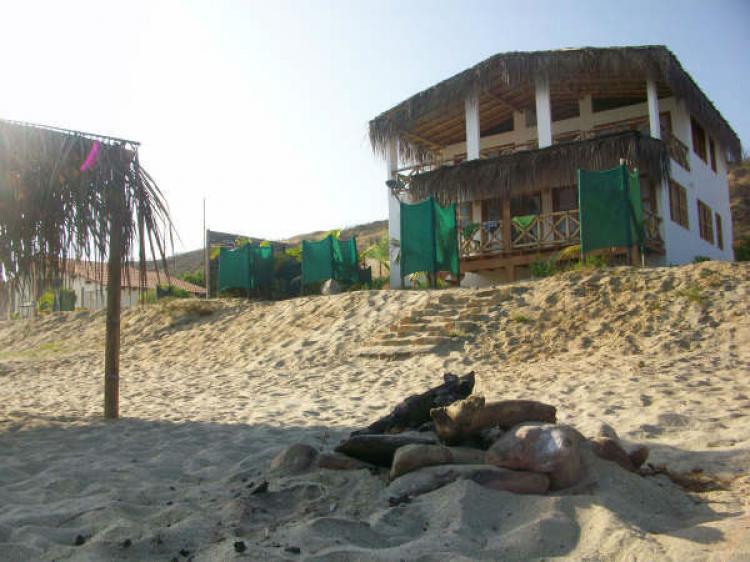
[643,208,664,248]
[458,221,504,256]
[662,130,690,170]
[511,210,580,249]
[459,208,664,258]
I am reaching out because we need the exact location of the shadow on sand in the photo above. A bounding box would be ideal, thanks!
[0,413,746,561]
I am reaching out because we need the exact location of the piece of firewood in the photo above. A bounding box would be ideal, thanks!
[351,372,475,436]
[430,395,556,445]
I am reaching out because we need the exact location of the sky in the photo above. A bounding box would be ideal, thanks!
[2,0,749,255]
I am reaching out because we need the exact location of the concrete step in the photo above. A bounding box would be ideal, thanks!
[354,345,435,360]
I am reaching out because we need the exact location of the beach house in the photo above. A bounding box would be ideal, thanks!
[369,46,740,287]
[3,261,205,317]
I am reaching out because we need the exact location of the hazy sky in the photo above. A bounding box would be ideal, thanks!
[2,0,748,253]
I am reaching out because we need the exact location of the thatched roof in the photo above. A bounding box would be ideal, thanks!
[370,46,741,163]
[0,118,172,288]
[405,131,670,203]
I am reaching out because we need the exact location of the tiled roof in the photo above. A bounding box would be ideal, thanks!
[69,261,206,295]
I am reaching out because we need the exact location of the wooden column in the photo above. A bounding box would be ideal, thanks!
[464,83,481,160]
[104,184,125,419]
[386,139,402,289]
[534,76,552,148]
[502,195,513,281]
[646,79,660,140]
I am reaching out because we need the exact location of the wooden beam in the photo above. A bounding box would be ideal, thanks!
[104,185,125,419]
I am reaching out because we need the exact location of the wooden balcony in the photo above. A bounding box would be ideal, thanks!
[459,208,664,267]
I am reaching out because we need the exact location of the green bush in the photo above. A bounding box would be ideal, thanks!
[531,259,556,278]
[180,269,205,287]
[734,237,750,262]
[36,290,55,313]
[693,256,711,264]
[157,285,191,299]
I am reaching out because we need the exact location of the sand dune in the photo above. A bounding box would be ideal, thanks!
[0,262,748,561]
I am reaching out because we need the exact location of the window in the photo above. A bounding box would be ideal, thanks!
[511,193,541,216]
[697,200,714,244]
[457,202,473,226]
[481,117,513,136]
[592,95,646,113]
[669,181,689,229]
[482,198,502,222]
[551,99,579,122]
[691,117,707,162]
[553,186,577,212]
[715,213,724,250]
[709,139,717,172]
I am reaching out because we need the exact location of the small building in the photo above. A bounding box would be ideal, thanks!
[3,261,206,317]
[369,46,741,287]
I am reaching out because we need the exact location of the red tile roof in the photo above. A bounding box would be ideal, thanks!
[68,261,206,295]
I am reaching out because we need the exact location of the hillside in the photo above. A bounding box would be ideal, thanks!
[729,159,750,247]
[0,262,748,560]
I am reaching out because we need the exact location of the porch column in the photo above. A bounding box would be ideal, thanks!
[534,76,552,148]
[386,138,402,289]
[464,83,481,160]
[578,94,594,136]
[646,79,660,139]
[502,195,516,281]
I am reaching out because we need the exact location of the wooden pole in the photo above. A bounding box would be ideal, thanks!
[104,185,125,419]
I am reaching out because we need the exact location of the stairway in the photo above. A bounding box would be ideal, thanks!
[355,289,502,359]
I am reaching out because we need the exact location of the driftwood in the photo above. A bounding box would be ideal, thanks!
[334,433,438,467]
[390,444,486,479]
[352,372,475,436]
[430,395,557,445]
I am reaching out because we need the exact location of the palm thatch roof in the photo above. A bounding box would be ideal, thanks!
[406,131,669,202]
[370,46,741,163]
[0,118,172,289]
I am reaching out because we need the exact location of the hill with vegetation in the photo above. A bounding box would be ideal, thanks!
[729,158,750,260]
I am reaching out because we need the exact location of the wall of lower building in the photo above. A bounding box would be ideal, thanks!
[659,100,734,264]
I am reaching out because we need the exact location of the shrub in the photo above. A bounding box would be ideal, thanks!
[36,290,55,313]
[693,256,711,264]
[531,259,556,278]
[734,237,750,262]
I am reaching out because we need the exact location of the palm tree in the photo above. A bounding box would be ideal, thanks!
[362,234,390,277]
[0,119,173,418]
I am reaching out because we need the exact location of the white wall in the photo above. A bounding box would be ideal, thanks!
[660,99,734,264]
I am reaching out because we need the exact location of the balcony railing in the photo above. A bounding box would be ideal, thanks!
[459,208,663,258]
[643,208,664,249]
[661,130,690,170]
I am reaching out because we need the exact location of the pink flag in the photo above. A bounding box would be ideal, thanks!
[80,141,101,172]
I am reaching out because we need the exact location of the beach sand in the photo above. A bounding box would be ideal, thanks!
[0,261,748,561]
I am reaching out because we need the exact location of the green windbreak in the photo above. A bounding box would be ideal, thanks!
[400,196,459,278]
[433,199,459,277]
[218,246,252,291]
[302,236,334,285]
[301,235,359,285]
[250,246,274,289]
[218,245,274,292]
[577,165,644,255]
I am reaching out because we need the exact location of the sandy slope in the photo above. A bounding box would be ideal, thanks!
[0,262,748,561]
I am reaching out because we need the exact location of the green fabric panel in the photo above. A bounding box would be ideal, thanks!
[334,237,359,283]
[302,236,334,285]
[512,214,536,229]
[250,246,274,289]
[400,197,459,278]
[578,165,644,255]
[433,200,459,277]
[627,169,645,248]
[217,246,252,291]
[400,198,436,277]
